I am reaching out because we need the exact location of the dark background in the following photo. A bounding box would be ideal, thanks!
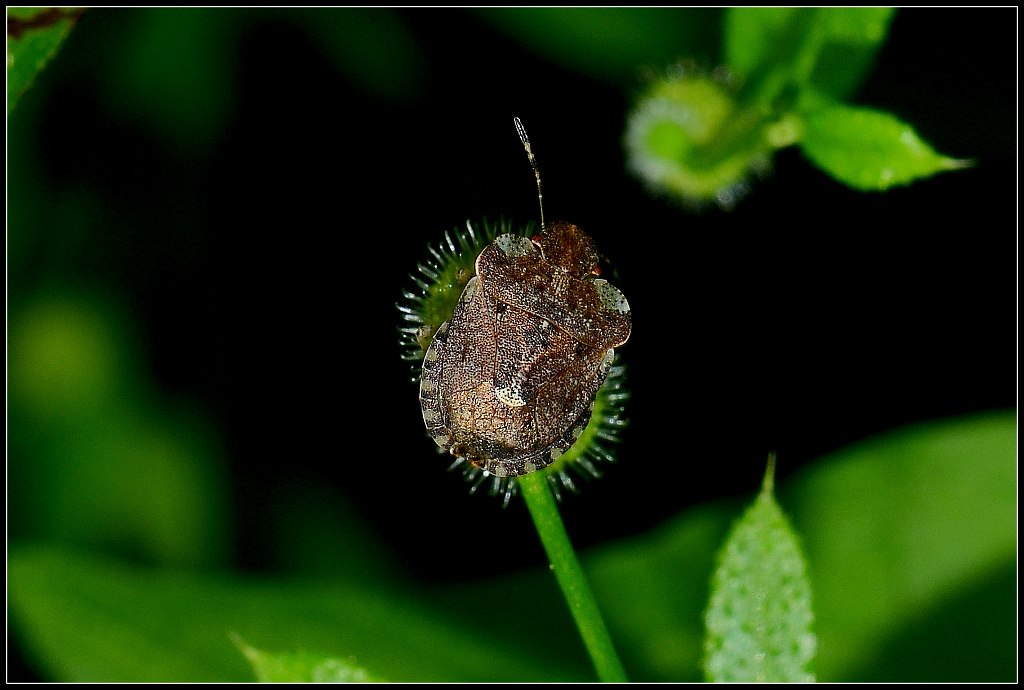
[8,5,1015,652]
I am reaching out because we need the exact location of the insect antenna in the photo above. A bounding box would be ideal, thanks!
[514,116,545,231]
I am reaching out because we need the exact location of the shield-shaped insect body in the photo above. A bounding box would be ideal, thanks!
[418,122,632,477]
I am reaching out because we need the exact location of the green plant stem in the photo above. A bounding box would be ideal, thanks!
[518,472,628,683]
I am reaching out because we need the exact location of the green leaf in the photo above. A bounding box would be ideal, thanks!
[808,7,896,100]
[7,7,85,115]
[585,410,1015,681]
[788,411,1016,681]
[231,634,386,683]
[799,104,972,191]
[8,545,580,682]
[724,7,806,79]
[10,412,1015,682]
[702,456,816,682]
[724,8,895,102]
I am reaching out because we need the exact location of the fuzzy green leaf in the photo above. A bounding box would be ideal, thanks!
[703,458,816,682]
[800,104,972,191]
[231,634,385,683]
[622,73,772,210]
[7,7,85,115]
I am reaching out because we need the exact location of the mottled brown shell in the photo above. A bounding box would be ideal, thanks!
[419,222,631,477]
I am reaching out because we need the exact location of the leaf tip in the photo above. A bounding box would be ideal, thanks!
[761,451,777,495]
[228,631,259,663]
[942,156,976,171]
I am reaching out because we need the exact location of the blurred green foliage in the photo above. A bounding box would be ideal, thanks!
[623,8,969,207]
[476,8,720,84]
[9,411,1016,681]
[7,7,84,114]
[7,7,1015,683]
[8,291,229,567]
[724,7,895,104]
[9,7,236,569]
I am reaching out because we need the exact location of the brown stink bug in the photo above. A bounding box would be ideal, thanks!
[418,119,632,478]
